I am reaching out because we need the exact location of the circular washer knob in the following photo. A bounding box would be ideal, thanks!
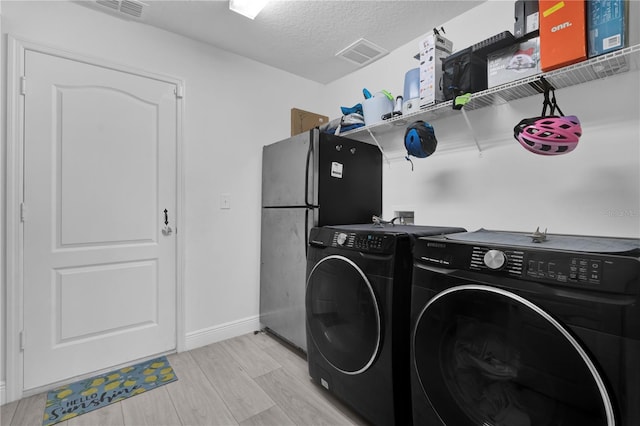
[484,249,506,270]
[336,232,348,246]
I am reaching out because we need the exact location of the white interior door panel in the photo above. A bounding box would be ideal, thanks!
[22,49,178,391]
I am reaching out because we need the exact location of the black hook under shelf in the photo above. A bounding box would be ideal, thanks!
[529,76,555,94]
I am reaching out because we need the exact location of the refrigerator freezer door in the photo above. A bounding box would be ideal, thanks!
[259,206,311,351]
[262,131,317,208]
[317,133,382,226]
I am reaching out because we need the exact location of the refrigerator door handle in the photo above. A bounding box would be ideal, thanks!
[305,208,309,257]
[305,131,319,208]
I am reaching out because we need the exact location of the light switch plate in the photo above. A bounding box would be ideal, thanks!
[220,193,231,209]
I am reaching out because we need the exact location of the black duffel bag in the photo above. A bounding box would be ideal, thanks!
[442,47,488,101]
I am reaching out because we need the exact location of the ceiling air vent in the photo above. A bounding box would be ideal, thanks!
[336,38,389,67]
[96,0,119,10]
[119,0,145,18]
[95,0,146,19]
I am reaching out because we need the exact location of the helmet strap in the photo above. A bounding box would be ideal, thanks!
[550,90,565,116]
[542,86,565,117]
[541,87,553,117]
[405,155,415,171]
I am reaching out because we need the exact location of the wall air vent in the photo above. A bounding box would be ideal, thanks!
[94,0,146,19]
[336,38,389,67]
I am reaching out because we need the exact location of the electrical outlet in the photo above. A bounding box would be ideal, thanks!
[394,210,414,225]
[220,193,231,209]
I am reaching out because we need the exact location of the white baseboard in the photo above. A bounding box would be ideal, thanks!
[1,381,6,405]
[184,315,261,351]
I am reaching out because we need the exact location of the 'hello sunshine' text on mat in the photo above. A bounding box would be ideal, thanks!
[43,355,177,426]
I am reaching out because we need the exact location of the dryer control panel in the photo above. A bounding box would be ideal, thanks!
[415,236,640,294]
[525,254,603,284]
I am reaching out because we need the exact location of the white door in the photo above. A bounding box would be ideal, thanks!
[22,49,178,391]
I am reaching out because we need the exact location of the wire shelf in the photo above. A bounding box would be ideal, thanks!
[341,44,640,150]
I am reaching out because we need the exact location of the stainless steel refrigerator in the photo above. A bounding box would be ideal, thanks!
[260,129,382,351]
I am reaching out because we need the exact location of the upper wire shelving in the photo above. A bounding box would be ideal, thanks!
[340,43,640,153]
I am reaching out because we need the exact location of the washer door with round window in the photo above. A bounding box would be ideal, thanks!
[306,255,382,375]
[413,284,615,426]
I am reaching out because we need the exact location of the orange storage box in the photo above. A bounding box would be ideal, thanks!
[539,0,587,71]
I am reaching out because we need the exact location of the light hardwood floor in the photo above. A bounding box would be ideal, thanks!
[1,332,370,426]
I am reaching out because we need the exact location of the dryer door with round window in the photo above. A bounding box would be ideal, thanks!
[413,284,615,426]
[306,255,382,375]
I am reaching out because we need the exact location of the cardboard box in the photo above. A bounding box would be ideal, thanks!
[418,32,453,107]
[539,0,587,71]
[290,108,328,136]
[488,37,541,88]
[588,0,626,57]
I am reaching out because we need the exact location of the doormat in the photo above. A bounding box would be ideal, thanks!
[43,355,177,426]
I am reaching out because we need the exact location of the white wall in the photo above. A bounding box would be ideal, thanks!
[321,0,640,238]
[0,0,325,401]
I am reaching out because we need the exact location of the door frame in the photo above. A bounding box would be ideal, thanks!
[5,35,186,403]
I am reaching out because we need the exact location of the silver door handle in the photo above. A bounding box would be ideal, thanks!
[162,209,173,235]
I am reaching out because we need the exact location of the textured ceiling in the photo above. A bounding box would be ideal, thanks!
[83,0,486,84]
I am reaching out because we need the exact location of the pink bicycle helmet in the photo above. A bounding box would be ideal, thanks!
[514,85,582,155]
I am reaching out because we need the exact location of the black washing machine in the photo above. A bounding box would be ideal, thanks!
[410,229,640,426]
[306,223,465,426]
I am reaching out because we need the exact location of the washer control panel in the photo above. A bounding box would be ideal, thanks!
[308,227,404,255]
[332,231,389,251]
[473,247,605,285]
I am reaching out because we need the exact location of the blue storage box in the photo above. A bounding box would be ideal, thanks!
[588,0,626,57]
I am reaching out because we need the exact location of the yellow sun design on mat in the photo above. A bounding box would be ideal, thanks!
[90,377,106,387]
[81,387,98,396]
[56,389,72,399]
[104,381,121,391]
[161,373,175,382]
